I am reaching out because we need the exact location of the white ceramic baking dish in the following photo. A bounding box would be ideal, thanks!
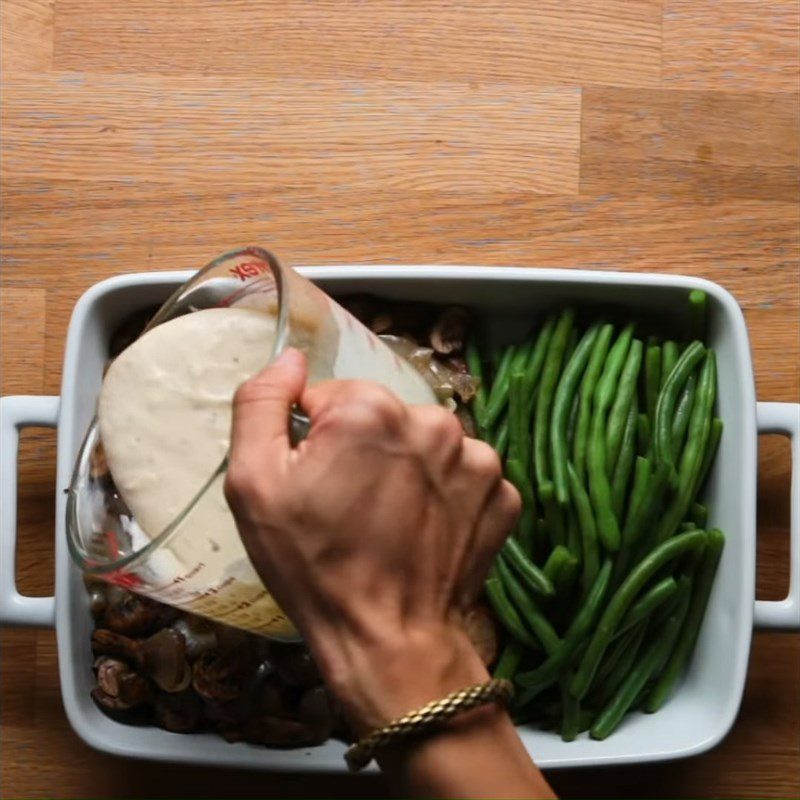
[1,266,798,772]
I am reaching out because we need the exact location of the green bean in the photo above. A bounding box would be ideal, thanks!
[569,529,706,700]
[493,641,524,681]
[655,352,717,544]
[502,537,555,597]
[511,338,535,374]
[670,372,697,459]
[689,289,707,341]
[551,324,600,505]
[649,579,692,679]
[572,324,614,483]
[566,391,581,452]
[506,458,536,553]
[534,309,576,488]
[690,502,708,529]
[591,621,648,707]
[483,345,517,429]
[695,417,723,496]
[590,602,686,740]
[588,415,620,551]
[679,521,697,532]
[496,555,562,656]
[485,577,542,651]
[621,457,652,545]
[540,481,566,548]
[595,324,635,414]
[650,573,692,627]
[606,339,644,472]
[466,338,488,430]
[543,545,574,585]
[613,577,678,640]
[523,314,557,399]
[611,397,639,518]
[653,340,705,485]
[492,414,509,457]
[567,462,600,591]
[645,529,725,712]
[508,372,531,469]
[587,325,635,552]
[566,507,581,560]
[661,341,679,390]
[553,550,580,599]
[644,342,661,424]
[516,560,613,695]
[560,677,581,742]
[637,413,650,457]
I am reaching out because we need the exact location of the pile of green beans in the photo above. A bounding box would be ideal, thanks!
[473,291,725,741]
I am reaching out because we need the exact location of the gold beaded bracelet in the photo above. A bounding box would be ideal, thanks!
[344,678,514,772]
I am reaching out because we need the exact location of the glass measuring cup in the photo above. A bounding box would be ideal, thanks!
[67,247,437,639]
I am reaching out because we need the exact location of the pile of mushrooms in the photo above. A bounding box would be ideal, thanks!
[87,577,342,746]
[340,295,480,433]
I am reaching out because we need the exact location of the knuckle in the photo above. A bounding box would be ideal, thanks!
[498,480,523,525]
[465,439,503,481]
[430,407,464,441]
[321,382,404,435]
[412,406,464,449]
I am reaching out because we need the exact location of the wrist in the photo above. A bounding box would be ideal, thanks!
[312,621,490,736]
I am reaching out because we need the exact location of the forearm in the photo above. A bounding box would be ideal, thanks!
[313,622,555,799]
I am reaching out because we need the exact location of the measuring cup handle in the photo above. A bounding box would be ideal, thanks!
[0,395,59,627]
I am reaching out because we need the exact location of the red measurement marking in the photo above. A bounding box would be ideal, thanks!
[101,528,144,589]
[228,260,271,282]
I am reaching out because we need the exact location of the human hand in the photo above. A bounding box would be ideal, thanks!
[225,348,521,733]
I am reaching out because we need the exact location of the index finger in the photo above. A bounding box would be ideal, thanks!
[229,348,308,474]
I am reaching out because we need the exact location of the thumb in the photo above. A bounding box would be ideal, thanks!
[229,347,308,471]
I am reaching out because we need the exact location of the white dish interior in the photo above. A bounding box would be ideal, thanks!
[54,267,756,770]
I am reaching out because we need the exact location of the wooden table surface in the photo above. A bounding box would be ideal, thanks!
[1,1,798,797]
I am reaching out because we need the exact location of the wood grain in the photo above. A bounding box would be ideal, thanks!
[581,87,800,200]
[53,1,663,88]
[0,0,53,73]
[1,0,798,797]
[663,0,800,92]
[1,74,581,194]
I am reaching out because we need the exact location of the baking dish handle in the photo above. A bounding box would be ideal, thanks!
[0,395,59,627]
[754,401,800,631]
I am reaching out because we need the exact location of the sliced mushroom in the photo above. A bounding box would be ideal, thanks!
[171,615,218,662]
[454,404,479,438]
[140,628,192,693]
[92,628,141,662]
[429,306,470,355]
[269,644,321,688]
[93,656,151,708]
[102,589,167,636]
[92,627,192,692]
[380,335,479,404]
[83,575,109,619]
[192,649,255,702]
[153,689,204,733]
